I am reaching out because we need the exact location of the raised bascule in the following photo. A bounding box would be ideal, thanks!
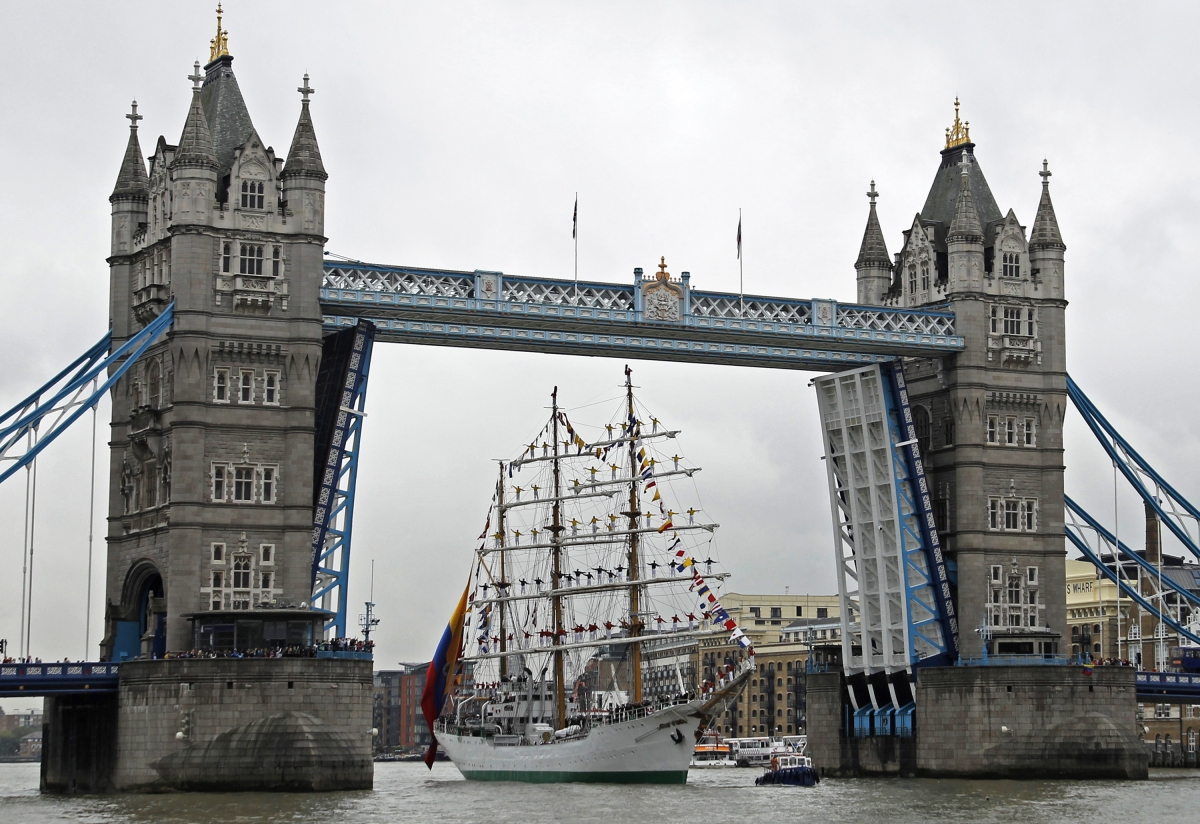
[10,16,1196,791]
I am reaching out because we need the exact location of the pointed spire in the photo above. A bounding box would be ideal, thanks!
[948,159,982,241]
[210,2,230,63]
[1030,159,1065,249]
[111,100,149,201]
[282,74,327,180]
[944,97,971,149]
[855,181,890,268]
[174,62,218,169]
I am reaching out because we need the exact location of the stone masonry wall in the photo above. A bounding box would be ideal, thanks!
[806,666,1147,779]
[112,658,373,791]
[916,664,1146,779]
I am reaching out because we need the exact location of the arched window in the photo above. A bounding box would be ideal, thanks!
[920,260,930,291]
[907,265,917,295]
[1002,251,1021,278]
[241,180,265,210]
[147,362,161,409]
[232,556,252,589]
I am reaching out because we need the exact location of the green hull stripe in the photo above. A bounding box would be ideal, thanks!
[457,769,688,785]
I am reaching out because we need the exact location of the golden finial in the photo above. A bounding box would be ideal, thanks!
[944,97,971,149]
[656,256,670,281]
[209,2,230,62]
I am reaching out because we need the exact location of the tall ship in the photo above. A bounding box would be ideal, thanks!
[426,366,753,783]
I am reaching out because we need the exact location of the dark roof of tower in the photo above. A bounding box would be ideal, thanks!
[174,82,218,168]
[200,55,256,174]
[948,161,983,241]
[1030,166,1065,249]
[282,96,327,180]
[920,144,1002,239]
[855,202,890,268]
[111,122,149,201]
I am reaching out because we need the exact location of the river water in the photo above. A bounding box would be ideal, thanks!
[2,762,1198,823]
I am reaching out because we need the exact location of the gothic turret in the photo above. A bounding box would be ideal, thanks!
[1029,160,1066,299]
[174,64,218,169]
[281,75,328,237]
[946,159,984,292]
[168,63,219,231]
[855,181,891,305]
[110,101,148,256]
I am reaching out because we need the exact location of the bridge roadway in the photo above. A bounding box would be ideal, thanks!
[4,660,1194,702]
[317,262,965,369]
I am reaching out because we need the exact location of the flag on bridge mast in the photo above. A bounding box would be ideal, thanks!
[572,193,579,303]
[737,209,744,317]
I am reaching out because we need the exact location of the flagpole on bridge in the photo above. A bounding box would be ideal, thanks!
[737,209,744,318]
[572,193,578,305]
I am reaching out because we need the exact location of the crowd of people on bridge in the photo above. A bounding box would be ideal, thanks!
[152,637,374,660]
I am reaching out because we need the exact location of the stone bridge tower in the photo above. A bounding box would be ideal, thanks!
[102,15,328,657]
[853,101,1068,658]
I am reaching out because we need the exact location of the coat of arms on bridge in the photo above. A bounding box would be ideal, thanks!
[637,257,687,322]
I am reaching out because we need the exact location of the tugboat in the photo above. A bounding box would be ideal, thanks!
[755,753,819,787]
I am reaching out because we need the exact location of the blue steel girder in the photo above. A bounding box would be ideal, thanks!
[0,661,120,697]
[309,322,375,638]
[1067,376,1200,563]
[320,263,964,369]
[1065,495,1200,614]
[0,305,175,485]
[880,362,958,666]
[1065,520,1200,647]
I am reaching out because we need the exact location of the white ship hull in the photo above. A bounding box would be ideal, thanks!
[440,702,703,784]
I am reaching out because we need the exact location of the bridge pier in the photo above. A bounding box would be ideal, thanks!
[41,694,119,793]
[807,666,1148,779]
[37,659,374,793]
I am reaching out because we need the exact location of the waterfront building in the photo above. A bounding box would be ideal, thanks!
[0,708,43,735]
[694,593,840,736]
[373,670,402,752]
[397,663,433,750]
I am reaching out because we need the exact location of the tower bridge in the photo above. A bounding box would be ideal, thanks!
[7,18,1183,791]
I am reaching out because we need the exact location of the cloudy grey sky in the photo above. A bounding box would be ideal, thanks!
[1,2,1198,686]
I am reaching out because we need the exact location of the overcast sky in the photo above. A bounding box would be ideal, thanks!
[1,2,1198,691]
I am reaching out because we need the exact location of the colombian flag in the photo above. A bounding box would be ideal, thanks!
[421,584,469,768]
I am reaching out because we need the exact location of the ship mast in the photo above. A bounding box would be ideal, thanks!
[495,462,508,680]
[623,365,644,703]
[550,388,567,727]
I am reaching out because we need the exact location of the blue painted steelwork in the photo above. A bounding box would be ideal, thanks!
[881,362,957,666]
[322,314,904,371]
[0,662,120,697]
[309,321,376,637]
[1067,376,1200,562]
[1065,523,1200,647]
[1136,671,1200,702]
[0,305,174,484]
[320,262,965,367]
[1065,496,1200,613]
